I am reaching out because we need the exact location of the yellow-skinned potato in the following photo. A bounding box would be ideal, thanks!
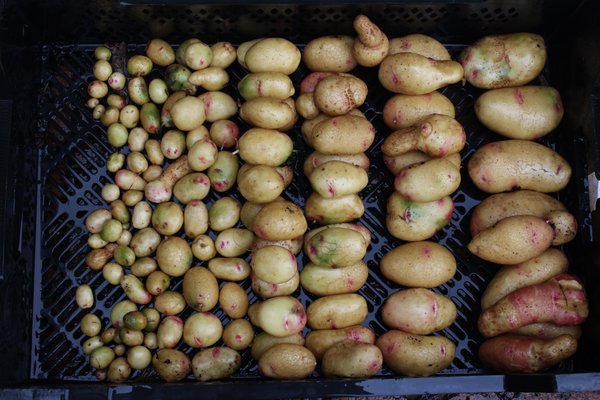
[252,200,307,241]
[379,53,463,95]
[306,293,368,330]
[352,14,389,67]
[192,346,241,381]
[309,160,368,198]
[236,38,262,69]
[214,228,254,257]
[387,192,454,241]
[475,86,563,140]
[251,270,300,299]
[307,114,375,155]
[152,349,191,382]
[244,38,301,75]
[305,192,365,225]
[210,41,236,68]
[313,75,367,116]
[545,210,577,245]
[237,164,286,203]
[208,258,251,281]
[381,289,456,335]
[322,342,383,378]
[170,96,205,131]
[255,296,307,337]
[252,237,303,255]
[376,330,455,377]
[182,267,219,312]
[173,173,210,204]
[198,91,237,122]
[302,112,363,141]
[383,91,455,130]
[470,190,566,236]
[394,158,461,202]
[304,227,368,267]
[238,72,295,100]
[305,325,376,361]
[251,245,297,284]
[384,151,461,175]
[380,241,456,288]
[303,35,357,72]
[258,344,316,379]
[251,332,305,360]
[468,140,572,193]
[460,33,546,89]
[304,151,370,177]
[388,34,451,60]
[241,198,282,230]
[295,93,319,119]
[300,261,368,296]
[304,222,371,248]
[468,215,554,264]
[240,97,296,130]
[188,67,229,91]
[219,283,249,319]
[481,248,569,310]
[238,128,293,166]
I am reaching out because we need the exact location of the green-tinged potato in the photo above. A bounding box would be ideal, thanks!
[209,197,240,231]
[307,114,375,155]
[545,210,577,245]
[83,336,104,355]
[481,248,569,310]
[160,130,186,159]
[352,14,389,67]
[258,344,316,379]
[173,173,210,204]
[394,158,461,202]
[252,245,297,284]
[208,258,251,281]
[240,97,296,130]
[106,152,125,173]
[170,96,205,131]
[100,327,117,344]
[468,215,554,264]
[146,270,170,296]
[313,75,367,116]
[386,192,454,241]
[86,243,117,271]
[237,164,286,203]
[307,293,368,330]
[304,227,368,267]
[183,266,219,312]
[237,38,263,69]
[198,91,237,122]
[157,316,184,348]
[252,236,303,255]
[322,341,383,378]
[128,77,150,105]
[184,200,209,238]
[145,156,192,203]
[219,283,249,319]
[143,308,160,332]
[81,313,102,337]
[189,67,229,91]
[383,91,455,130]
[184,312,223,348]
[238,128,293,166]
[381,241,456,288]
[295,93,319,119]
[120,274,152,305]
[140,102,160,134]
[470,190,566,236]
[512,323,582,340]
[187,126,210,148]
[107,123,128,147]
[129,227,160,257]
[305,192,365,224]
[148,79,169,104]
[252,200,307,241]
[305,325,376,361]
[188,139,218,171]
[154,291,186,316]
[210,41,236,68]
[223,319,254,350]
[300,261,368,296]
[110,300,137,329]
[381,289,456,334]
[184,41,212,70]
[177,38,201,65]
[208,151,239,192]
[238,72,295,100]
[86,208,112,233]
[251,270,300,299]
[161,91,187,128]
[191,234,216,261]
[379,53,463,95]
[460,33,546,89]
[376,330,455,376]
[244,38,301,75]
[76,284,94,309]
[151,202,183,236]
[120,105,140,129]
[132,201,152,229]
[192,347,241,381]
[90,346,115,370]
[384,151,461,175]
[113,245,135,267]
[389,34,450,60]
[475,86,563,140]
[303,35,356,72]
[152,349,191,382]
[209,120,239,149]
[255,296,307,337]
[251,332,305,360]
[214,228,254,257]
[156,236,193,277]
[309,161,368,198]
[127,346,152,370]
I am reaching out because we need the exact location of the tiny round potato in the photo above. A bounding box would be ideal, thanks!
[389,34,451,60]
[304,227,368,268]
[381,289,457,334]
[152,202,183,236]
[170,96,206,131]
[394,158,461,202]
[321,341,383,378]
[305,192,365,225]
[183,267,219,312]
[305,325,376,361]
[258,344,316,380]
[76,284,94,309]
[90,346,115,370]
[255,296,307,337]
[184,200,209,238]
[383,91,455,130]
[252,245,297,284]
[238,72,295,100]
[208,258,251,281]
[192,346,241,381]
[307,114,375,155]
[156,236,193,277]
[87,80,109,99]
[386,193,454,241]
[244,38,301,75]
[173,173,211,204]
[214,228,254,257]
[208,151,239,192]
[154,291,186,316]
[237,165,286,203]
[191,234,216,261]
[303,35,356,72]
[219,282,249,319]
[83,336,104,355]
[209,197,240,231]
[210,41,236,68]
[300,261,368,296]
[239,97,296,130]
[152,349,191,382]
[251,270,300,299]
[146,270,171,296]
[209,120,239,148]
[380,241,456,288]
[313,75,367,116]
[306,293,368,330]
[157,316,184,349]
[107,71,126,90]
[127,345,152,370]
[253,200,307,241]
[184,312,223,348]
[309,161,368,198]
[81,313,102,337]
[188,139,218,171]
[238,128,293,167]
[222,319,254,351]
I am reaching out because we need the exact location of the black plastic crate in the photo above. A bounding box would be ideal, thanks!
[1,0,600,398]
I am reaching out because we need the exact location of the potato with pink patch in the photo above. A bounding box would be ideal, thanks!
[306,114,375,155]
[207,258,250,282]
[309,161,368,199]
[198,91,237,122]
[300,261,368,296]
[222,319,254,351]
[394,158,461,202]
[207,151,238,193]
[192,346,241,381]
[304,192,365,225]
[219,282,249,319]
[157,316,184,349]
[253,296,307,337]
[183,312,223,348]
[313,75,368,116]
[172,172,210,204]
[144,156,192,203]
[383,91,455,130]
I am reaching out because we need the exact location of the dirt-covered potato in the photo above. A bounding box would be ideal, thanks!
[460,33,546,89]
[251,270,300,299]
[254,296,306,337]
[380,241,456,288]
[183,312,223,348]
[313,75,367,116]
[156,236,192,277]
[238,72,295,100]
[237,164,286,204]
[208,258,251,281]
[258,344,316,379]
[305,192,365,225]
[300,261,368,296]
[394,158,461,202]
[152,349,191,382]
[388,34,451,60]
[303,35,357,72]
[238,128,293,166]
[321,341,383,378]
[244,38,301,75]
[383,91,455,130]
[304,152,370,177]
[545,210,577,245]
[376,330,455,377]
[192,346,241,381]
[305,325,376,361]
[182,267,219,312]
[252,200,307,241]
[309,161,368,198]
[239,97,296,130]
[306,114,375,155]
[306,293,368,330]
[304,226,368,268]
[251,332,305,360]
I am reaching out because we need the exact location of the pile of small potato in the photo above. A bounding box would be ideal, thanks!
[459,33,588,373]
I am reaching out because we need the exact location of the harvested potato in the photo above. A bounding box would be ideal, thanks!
[208,197,240,232]
[188,67,229,91]
[182,267,219,312]
[157,315,184,348]
[512,323,582,340]
[252,200,307,241]
[252,236,303,255]
[222,319,254,350]
[303,35,356,72]
[305,325,376,361]
[304,152,370,177]
[304,192,365,225]
[219,282,249,319]
[184,200,209,238]
[208,258,251,282]
[187,139,218,172]
[352,14,389,67]
[170,96,205,131]
[251,332,305,360]
[313,75,367,116]
[309,161,368,198]
[295,93,319,119]
[545,210,578,245]
[251,270,300,299]
[145,38,175,66]
[306,114,375,155]
[394,158,461,202]
[388,34,450,60]
[210,41,236,68]
[306,293,368,330]
[198,91,237,122]
[190,233,214,260]
[151,202,183,236]
[214,228,254,257]
[238,128,293,166]
[240,97,297,130]
[156,236,192,277]
[208,151,239,192]
[237,164,286,203]
[183,312,223,348]
[300,261,368,296]
[244,38,301,75]
[238,72,295,100]
[252,245,297,284]
[192,346,241,381]
[154,291,186,316]
[304,222,371,247]
[384,152,462,175]
[322,341,383,378]
[236,38,263,69]
[304,226,368,267]
[145,156,192,203]
[152,349,191,382]
[209,120,239,149]
[255,296,307,337]
[258,344,316,379]
[383,91,455,130]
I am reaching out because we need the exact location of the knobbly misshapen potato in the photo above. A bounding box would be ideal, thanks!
[306,114,375,155]
[352,14,389,67]
[303,35,357,72]
[243,38,301,75]
[394,158,461,202]
[388,34,451,60]
[313,75,368,116]
[383,91,455,130]
[384,151,461,175]
[300,261,368,296]
[238,128,293,166]
[306,293,368,330]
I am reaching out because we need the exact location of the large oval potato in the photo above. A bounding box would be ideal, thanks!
[305,325,376,361]
[237,164,286,203]
[258,344,316,379]
[468,215,554,264]
[468,140,572,193]
[381,289,456,334]
[244,38,301,75]
[238,72,295,100]
[300,261,368,296]
[252,200,307,241]
[306,293,368,330]
[380,241,456,288]
[172,173,210,204]
[306,114,375,155]
[304,151,370,177]
[304,192,365,225]
[309,160,368,198]
[182,267,219,312]
[239,97,296,130]
[460,33,546,89]
[383,91,455,130]
[321,342,383,378]
[304,226,368,267]
[475,86,563,140]
[376,330,455,377]
[251,332,305,360]
[238,128,293,166]
[386,192,454,241]
[313,75,367,115]
[379,53,463,95]
[251,245,297,284]
[192,346,241,381]
[394,158,461,202]
[303,35,357,72]
[388,34,451,60]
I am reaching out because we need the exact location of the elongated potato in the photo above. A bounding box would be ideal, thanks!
[182,267,219,312]
[468,140,571,193]
[388,34,451,60]
[380,241,456,288]
[238,72,295,100]
[208,258,250,281]
[300,261,368,296]
[303,35,357,72]
[252,200,307,241]
[309,161,368,198]
[376,330,455,377]
[321,342,383,378]
[240,97,296,130]
[512,323,582,340]
[304,227,368,267]
[394,158,461,202]
[384,151,461,175]
[304,151,370,177]
[313,75,367,116]
[306,114,375,155]
[383,91,455,130]
[305,192,365,225]
[244,38,301,75]
[460,33,546,89]
[238,128,293,166]
[258,344,316,379]
[386,192,454,241]
[379,53,463,95]
[306,293,368,330]
[305,325,376,361]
